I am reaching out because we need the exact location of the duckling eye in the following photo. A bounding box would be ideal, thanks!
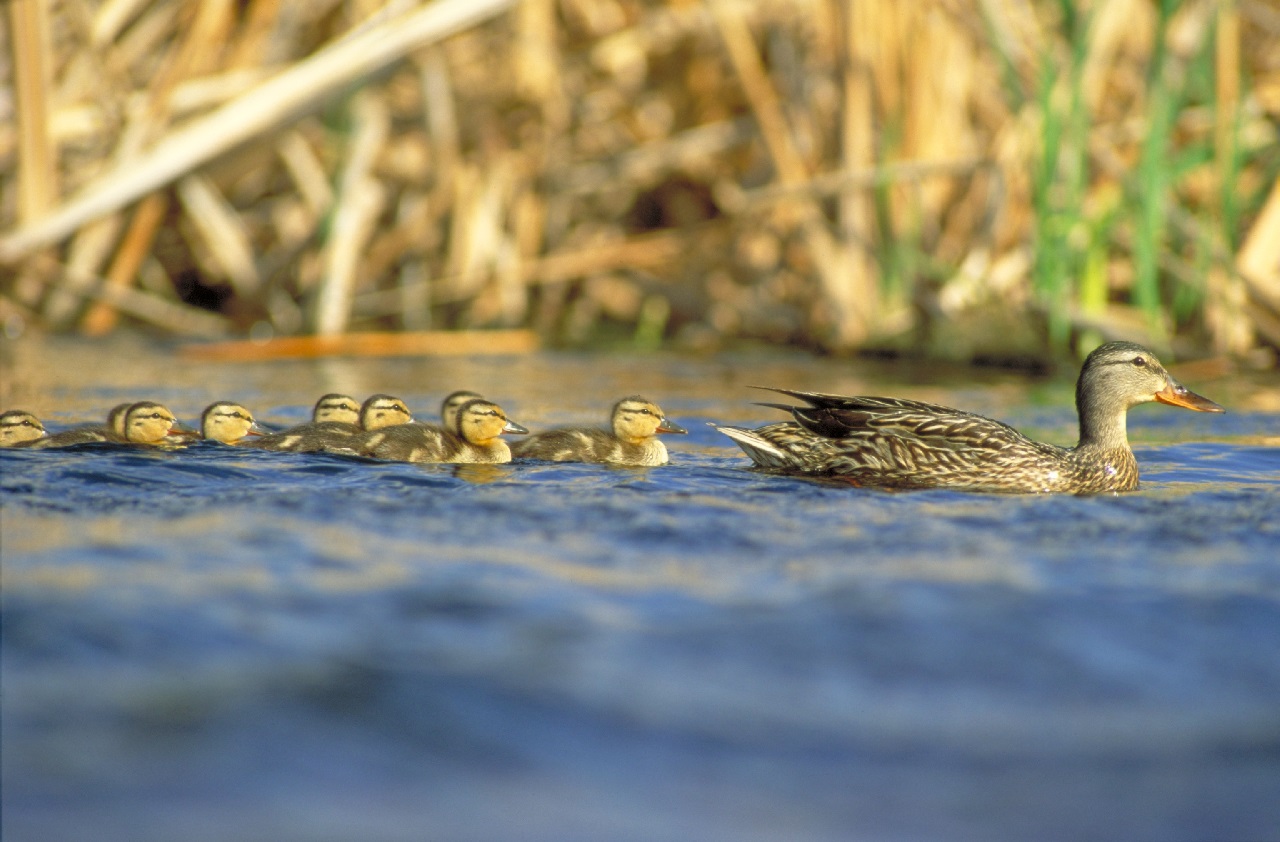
[1132,356,1146,367]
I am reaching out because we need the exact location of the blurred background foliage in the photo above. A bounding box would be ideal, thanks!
[1,0,1278,363]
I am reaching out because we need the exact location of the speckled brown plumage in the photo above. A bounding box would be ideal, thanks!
[715,342,1224,494]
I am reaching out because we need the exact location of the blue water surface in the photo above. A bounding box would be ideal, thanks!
[2,350,1279,842]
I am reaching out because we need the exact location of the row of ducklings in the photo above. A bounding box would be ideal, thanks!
[1,392,690,466]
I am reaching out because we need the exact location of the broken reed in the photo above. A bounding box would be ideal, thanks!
[1,0,1277,358]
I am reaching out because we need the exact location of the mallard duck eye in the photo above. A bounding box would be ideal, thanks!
[1132,356,1146,367]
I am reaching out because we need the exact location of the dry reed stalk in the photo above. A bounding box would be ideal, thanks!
[1237,177,1280,348]
[354,228,692,317]
[0,0,517,263]
[709,0,866,347]
[9,0,59,223]
[82,192,169,335]
[177,173,262,297]
[1207,0,1253,355]
[22,254,230,337]
[48,217,124,327]
[179,329,539,362]
[314,90,390,335]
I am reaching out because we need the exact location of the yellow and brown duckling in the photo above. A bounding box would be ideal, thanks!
[715,341,1224,494]
[200,401,265,444]
[353,398,527,464]
[0,410,48,446]
[253,393,361,440]
[245,394,412,452]
[440,390,484,428]
[511,396,687,466]
[15,401,195,449]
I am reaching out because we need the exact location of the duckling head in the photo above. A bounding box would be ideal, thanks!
[0,410,47,446]
[361,394,414,430]
[312,393,361,425]
[455,399,528,445]
[201,401,264,444]
[123,401,194,444]
[610,396,688,444]
[441,390,484,428]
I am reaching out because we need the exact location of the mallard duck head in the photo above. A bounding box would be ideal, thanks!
[0,410,47,446]
[201,401,264,443]
[455,399,528,445]
[610,396,687,444]
[360,394,414,430]
[1076,341,1223,447]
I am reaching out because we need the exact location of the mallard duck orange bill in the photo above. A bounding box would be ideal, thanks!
[1155,380,1225,412]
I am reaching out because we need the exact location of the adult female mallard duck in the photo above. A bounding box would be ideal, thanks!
[354,398,527,463]
[511,396,688,466]
[0,410,47,446]
[16,401,195,448]
[246,394,411,452]
[714,341,1223,494]
[200,401,265,444]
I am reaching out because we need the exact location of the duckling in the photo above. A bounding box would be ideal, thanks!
[0,410,47,446]
[441,390,484,427]
[16,401,194,448]
[354,398,528,463]
[200,401,265,444]
[511,396,688,465]
[245,394,412,452]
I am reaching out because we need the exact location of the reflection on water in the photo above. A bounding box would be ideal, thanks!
[2,340,1279,842]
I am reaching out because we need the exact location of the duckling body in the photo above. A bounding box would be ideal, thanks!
[200,401,264,444]
[355,399,527,463]
[246,394,411,452]
[16,401,193,448]
[0,410,47,446]
[715,341,1224,493]
[512,396,687,466]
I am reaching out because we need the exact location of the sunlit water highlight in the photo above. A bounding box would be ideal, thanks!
[2,344,1279,841]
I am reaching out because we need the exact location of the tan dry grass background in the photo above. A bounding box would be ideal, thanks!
[1,0,1278,360]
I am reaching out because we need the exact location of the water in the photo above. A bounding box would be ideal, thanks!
[3,339,1279,841]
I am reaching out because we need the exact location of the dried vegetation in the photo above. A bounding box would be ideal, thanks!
[2,0,1279,361]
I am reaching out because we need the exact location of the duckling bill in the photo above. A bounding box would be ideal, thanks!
[715,341,1223,494]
